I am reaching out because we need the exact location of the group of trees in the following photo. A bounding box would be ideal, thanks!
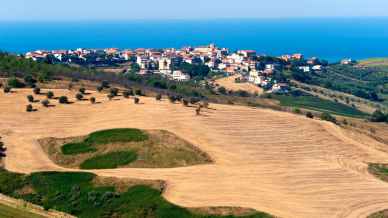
[370,110,388,123]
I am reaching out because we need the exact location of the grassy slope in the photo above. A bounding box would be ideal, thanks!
[80,151,137,169]
[273,94,368,118]
[0,203,44,218]
[367,164,388,218]
[0,170,273,218]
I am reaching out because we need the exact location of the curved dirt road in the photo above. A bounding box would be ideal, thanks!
[1,89,388,218]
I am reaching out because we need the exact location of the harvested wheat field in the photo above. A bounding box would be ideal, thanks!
[215,75,264,94]
[2,89,388,218]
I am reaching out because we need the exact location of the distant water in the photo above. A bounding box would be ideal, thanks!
[1,18,388,62]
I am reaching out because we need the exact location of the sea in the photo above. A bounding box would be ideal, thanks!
[1,18,388,62]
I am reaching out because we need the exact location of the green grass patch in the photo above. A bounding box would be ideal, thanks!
[368,163,388,182]
[0,170,274,218]
[273,93,368,118]
[61,128,148,155]
[61,142,97,155]
[80,151,137,169]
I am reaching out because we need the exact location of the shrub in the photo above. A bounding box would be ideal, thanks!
[75,93,83,101]
[27,95,34,103]
[3,87,11,93]
[90,97,96,104]
[293,107,301,114]
[58,96,69,104]
[26,104,33,112]
[156,94,162,101]
[79,87,86,94]
[217,86,227,95]
[46,91,54,99]
[68,83,73,90]
[110,88,119,96]
[33,87,41,95]
[134,97,140,104]
[306,112,314,119]
[320,112,337,124]
[41,99,50,107]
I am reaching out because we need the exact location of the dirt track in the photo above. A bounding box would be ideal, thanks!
[1,89,388,218]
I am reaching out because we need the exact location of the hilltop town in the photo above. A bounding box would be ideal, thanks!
[25,44,332,94]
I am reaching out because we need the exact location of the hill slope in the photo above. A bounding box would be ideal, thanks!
[1,89,388,218]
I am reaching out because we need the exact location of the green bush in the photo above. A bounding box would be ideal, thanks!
[135,89,142,96]
[80,151,137,169]
[79,87,86,94]
[109,88,119,96]
[90,97,96,104]
[96,86,103,92]
[370,110,387,122]
[134,97,140,104]
[0,169,25,195]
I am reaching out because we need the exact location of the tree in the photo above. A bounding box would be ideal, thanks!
[47,91,54,99]
[7,77,25,88]
[107,93,114,100]
[370,110,387,122]
[27,95,34,103]
[217,86,227,95]
[182,99,189,106]
[76,93,83,101]
[134,97,140,104]
[41,99,50,107]
[24,74,37,87]
[135,89,142,96]
[110,88,119,96]
[320,112,337,124]
[155,94,162,101]
[79,87,86,94]
[101,80,110,88]
[97,86,103,92]
[168,95,177,103]
[306,112,314,119]
[195,106,201,116]
[3,87,11,93]
[90,97,96,104]
[33,87,41,95]
[123,90,132,98]
[26,104,34,112]
[58,96,68,104]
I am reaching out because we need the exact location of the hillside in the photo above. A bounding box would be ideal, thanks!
[1,89,388,217]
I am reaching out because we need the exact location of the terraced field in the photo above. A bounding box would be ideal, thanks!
[1,89,388,218]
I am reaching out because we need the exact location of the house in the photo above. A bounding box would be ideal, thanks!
[341,58,355,65]
[172,71,190,82]
[312,65,323,71]
[271,83,289,93]
[298,66,311,73]
[238,50,256,58]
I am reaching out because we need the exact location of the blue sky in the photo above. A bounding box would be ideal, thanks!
[1,0,388,20]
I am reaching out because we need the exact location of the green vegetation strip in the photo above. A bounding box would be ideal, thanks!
[0,169,273,218]
[61,128,148,155]
[80,151,137,169]
[273,94,368,118]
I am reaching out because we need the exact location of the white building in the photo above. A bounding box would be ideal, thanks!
[298,66,311,73]
[172,71,190,82]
